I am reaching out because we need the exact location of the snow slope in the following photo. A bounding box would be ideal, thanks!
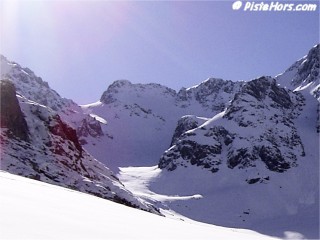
[0,171,279,240]
[119,166,318,240]
[0,171,280,240]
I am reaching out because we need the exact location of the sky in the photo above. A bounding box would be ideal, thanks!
[1,0,319,104]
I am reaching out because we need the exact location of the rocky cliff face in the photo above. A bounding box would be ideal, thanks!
[176,78,243,112]
[159,77,306,174]
[170,115,209,146]
[77,115,104,144]
[0,80,29,141]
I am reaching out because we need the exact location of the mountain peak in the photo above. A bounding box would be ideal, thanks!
[100,79,177,104]
[276,44,319,97]
[0,55,77,113]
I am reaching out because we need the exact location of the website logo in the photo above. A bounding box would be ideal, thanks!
[232,1,318,12]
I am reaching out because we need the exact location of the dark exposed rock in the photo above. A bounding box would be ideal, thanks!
[180,140,221,163]
[48,115,83,155]
[77,116,104,140]
[241,77,272,101]
[227,148,257,169]
[293,44,319,87]
[159,139,222,172]
[177,87,188,101]
[170,116,204,146]
[0,80,29,141]
[160,126,234,173]
[204,126,234,146]
[269,83,292,109]
[246,178,260,184]
[177,78,243,112]
[246,176,270,184]
[258,146,290,172]
[227,77,292,113]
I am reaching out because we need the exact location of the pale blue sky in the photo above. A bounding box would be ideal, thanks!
[1,0,319,104]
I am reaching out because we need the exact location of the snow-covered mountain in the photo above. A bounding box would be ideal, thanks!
[153,45,319,237]
[0,58,156,213]
[0,55,105,139]
[0,44,318,239]
[159,76,306,173]
[82,78,242,171]
[81,45,319,238]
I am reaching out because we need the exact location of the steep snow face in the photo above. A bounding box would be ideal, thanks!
[82,78,241,171]
[0,171,279,240]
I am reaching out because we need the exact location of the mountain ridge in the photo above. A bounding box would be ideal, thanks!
[0,44,319,238]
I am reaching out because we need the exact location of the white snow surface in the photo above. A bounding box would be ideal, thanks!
[0,171,278,240]
[118,164,319,240]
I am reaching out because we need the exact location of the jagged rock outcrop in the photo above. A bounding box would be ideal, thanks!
[159,77,306,174]
[77,116,104,143]
[170,115,208,146]
[0,80,29,141]
[176,78,243,112]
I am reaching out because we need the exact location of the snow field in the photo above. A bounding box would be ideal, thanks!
[0,171,278,240]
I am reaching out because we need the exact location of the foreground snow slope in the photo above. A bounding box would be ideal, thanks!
[0,171,278,240]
